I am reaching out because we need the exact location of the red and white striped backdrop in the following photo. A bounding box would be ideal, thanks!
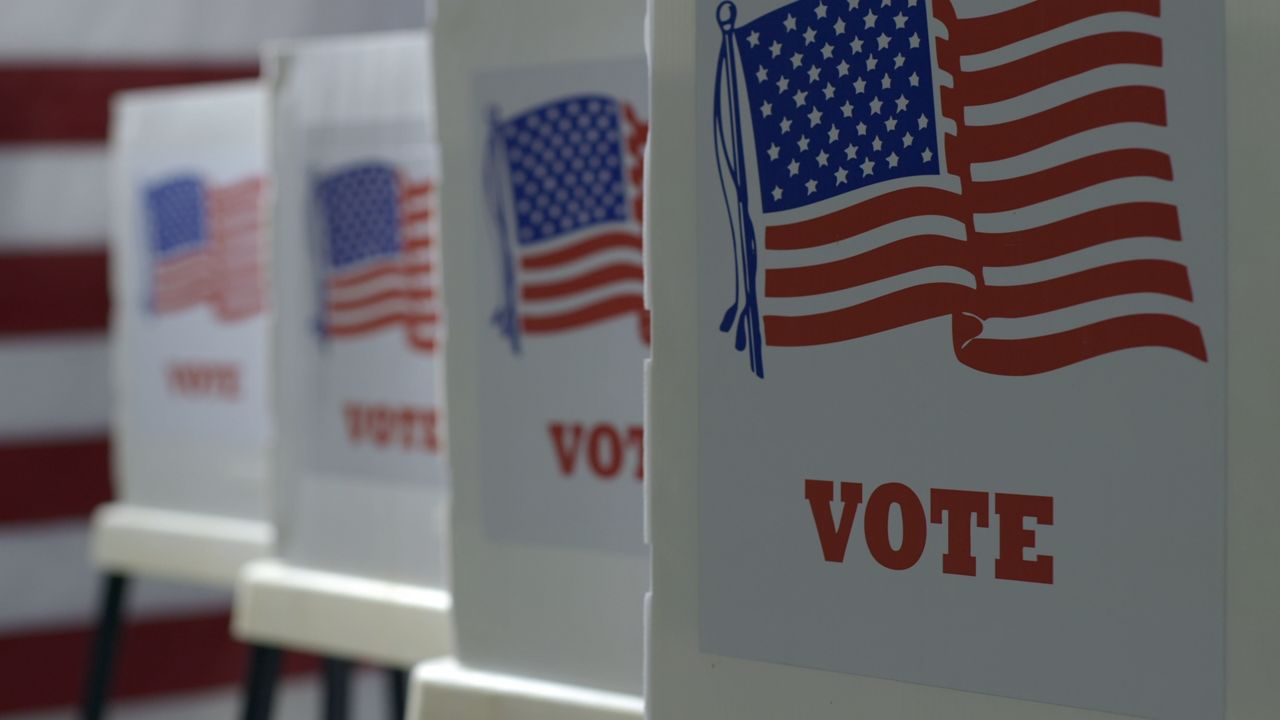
[0,1,424,716]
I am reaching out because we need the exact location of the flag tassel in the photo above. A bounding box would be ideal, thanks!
[714,1,765,377]
[485,106,522,354]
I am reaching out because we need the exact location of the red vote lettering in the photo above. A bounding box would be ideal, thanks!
[344,402,439,454]
[930,489,990,577]
[863,482,927,571]
[550,423,585,475]
[994,493,1055,584]
[588,425,622,478]
[547,422,644,482]
[168,362,239,400]
[628,425,644,481]
[804,480,1054,584]
[804,479,862,563]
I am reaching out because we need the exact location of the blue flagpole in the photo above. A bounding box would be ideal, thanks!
[715,1,764,377]
[484,107,521,354]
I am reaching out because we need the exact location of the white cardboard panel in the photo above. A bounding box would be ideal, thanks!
[266,31,449,590]
[109,80,271,522]
[434,0,649,695]
[646,1,1279,719]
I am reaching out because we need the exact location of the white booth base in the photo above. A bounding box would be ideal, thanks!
[232,558,452,666]
[91,502,273,587]
[407,658,644,720]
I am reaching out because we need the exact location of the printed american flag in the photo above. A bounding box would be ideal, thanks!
[315,163,436,353]
[146,175,265,322]
[715,0,1206,377]
[490,94,648,352]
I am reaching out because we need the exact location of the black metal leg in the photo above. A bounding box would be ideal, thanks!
[387,667,409,720]
[322,658,353,720]
[81,573,129,720]
[240,645,283,720]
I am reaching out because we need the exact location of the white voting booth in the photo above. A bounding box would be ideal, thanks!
[101,81,272,587]
[409,1,648,718]
[646,0,1280,719]
[93,80,271,719]
[231,30,450,717]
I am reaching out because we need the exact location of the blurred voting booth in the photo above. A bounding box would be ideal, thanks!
[231,30,449,719]
[91,79,271,718]
[409,1,648,718]
[645,1,1279,719]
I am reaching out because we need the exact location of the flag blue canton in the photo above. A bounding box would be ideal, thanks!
[146,177,206,257]
[740,0,941,212]
[315,164,401,269]
[500,94,629,247]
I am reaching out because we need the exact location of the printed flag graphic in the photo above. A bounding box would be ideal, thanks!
[486,94,649,353]
[315,163,437,354]
[146,175,265,322]
[712,0,1207,378]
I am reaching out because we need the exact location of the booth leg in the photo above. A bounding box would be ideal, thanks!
[387,667,408,720]
[322,658,353,720]
[81,573,129,720]
[241,645,282,720]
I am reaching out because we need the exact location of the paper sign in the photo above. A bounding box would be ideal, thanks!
[299,137,443,485]
[694,1,1225,718]
[469,58,649,554]
[126,158,269,447]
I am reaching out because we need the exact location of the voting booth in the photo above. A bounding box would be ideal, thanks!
[231,30,450,720]
[645,0,1280,719]
[408,1,648,717]
[90,79,272,718]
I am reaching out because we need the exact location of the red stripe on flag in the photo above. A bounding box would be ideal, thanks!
[958,314,1208,376]
[764,283,970,347]
[765,187,966,251]
[938,0,1161,56]
[766,235,970,298]
[0,611,318,713]
[520,232,643,270]
[521,262,644,301]
[960,86,1168,164]
[972,203,1183,267]
[328,287,436,312]
[0,437,111,523]
[522,294,646,334]
[0,249,108,335]
[327,312,438,337]
[959,32,1163,107]
[328,262,433,289]
[0,64,258,142]
[976,260,1194,319]
[967,149,1174,214]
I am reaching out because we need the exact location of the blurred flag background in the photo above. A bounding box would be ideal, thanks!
[0,1,424,717]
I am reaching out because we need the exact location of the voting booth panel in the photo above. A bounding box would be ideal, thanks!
[92,79,273,720]
[428,0,648,700]
[646,0,1277,719]
[266,30,447,590]
[109,81,271,524]
[232,31,451,673]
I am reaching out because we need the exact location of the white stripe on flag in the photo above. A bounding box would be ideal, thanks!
[0,335,108,437]
[0,146,109,247]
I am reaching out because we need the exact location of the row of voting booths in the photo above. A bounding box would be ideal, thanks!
[89,1,1279,719]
